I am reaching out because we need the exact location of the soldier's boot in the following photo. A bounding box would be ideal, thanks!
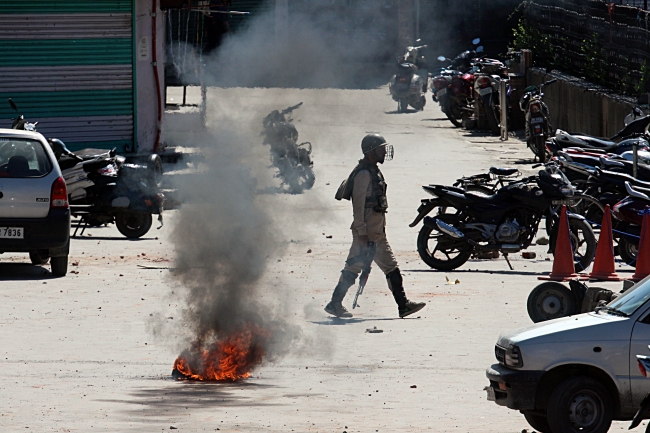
[324,270,357,318]
[386,268,426,318]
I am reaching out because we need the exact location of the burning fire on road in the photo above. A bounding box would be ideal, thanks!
[172,323,270,381]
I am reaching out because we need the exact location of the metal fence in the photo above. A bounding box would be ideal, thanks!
[522,0,650,93]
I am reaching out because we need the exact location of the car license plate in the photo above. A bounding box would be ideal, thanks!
[485,386,496,401]
[531,117,544,124]
[479,87,492,95]
[437,87,447,97]
[0,227,23,239]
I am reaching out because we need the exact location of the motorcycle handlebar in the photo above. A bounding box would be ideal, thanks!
[281,102,303,115]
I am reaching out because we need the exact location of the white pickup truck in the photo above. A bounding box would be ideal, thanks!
[485,276,650,433]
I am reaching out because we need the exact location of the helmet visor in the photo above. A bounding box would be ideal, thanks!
[384,144,394,161]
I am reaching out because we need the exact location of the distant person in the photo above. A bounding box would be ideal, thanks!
[326,134,426,318]
[204,0,231,54]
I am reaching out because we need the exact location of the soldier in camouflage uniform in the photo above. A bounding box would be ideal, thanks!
[325,134,426,319]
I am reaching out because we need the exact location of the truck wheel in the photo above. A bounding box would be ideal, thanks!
[527,282,578,323]
[522,411,551,433]
[50,255,68,277]
[547,376,613,433]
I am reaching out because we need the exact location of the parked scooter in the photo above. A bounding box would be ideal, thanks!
[520,79,557,162]
[389,42,428,113]
[8,99,164,238]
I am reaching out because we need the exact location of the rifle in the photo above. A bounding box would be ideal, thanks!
[352,241,377,309]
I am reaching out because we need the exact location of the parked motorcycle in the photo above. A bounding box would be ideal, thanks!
[473,58,510,135]
[261,102,315,194]
[431,39,483,127]
[520,79,557,162]
[612,182,650,264]
[409,162,596,271]
[547,110,650,155]
[8,99,163,238]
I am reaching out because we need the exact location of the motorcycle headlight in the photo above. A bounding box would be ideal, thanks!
[505,344,524,368]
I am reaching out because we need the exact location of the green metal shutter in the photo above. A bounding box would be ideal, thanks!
[0,0,134,152]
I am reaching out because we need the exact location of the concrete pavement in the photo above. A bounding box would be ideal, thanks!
[0,86,635,432]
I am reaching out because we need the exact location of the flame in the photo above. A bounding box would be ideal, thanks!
[172,323,269,381]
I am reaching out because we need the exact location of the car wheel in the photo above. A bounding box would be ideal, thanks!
[527,282,578,323]
[522,411,551,433]
[29,250,50,265]
[547,376,613,433]
[51,255,68,277]
[115,212,152,238]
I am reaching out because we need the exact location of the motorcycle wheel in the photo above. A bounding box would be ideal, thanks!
[147,154,164,188]
[485,102,500,135]
[549,216,597,272]
[618,236,638,266]
[398,99,408,113]
[535,136,546,163]
[417,214,472,270]
[445,100,464,127]
[527,282,578,323]
[286,164,315,194]
[115,212,153,238]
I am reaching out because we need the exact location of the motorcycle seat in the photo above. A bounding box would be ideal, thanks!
[571,135,616,148]
[489,167,518,176]
[464,191,506,204]
[626,182,650,201]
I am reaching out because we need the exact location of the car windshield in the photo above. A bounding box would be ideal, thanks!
[605,275,650,316]
[0,138,52,178]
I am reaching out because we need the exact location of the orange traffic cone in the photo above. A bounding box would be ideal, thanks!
[539,206,584,281]
[632,212,650,282]
[588,205,624,281]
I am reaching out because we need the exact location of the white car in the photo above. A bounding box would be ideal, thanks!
[485,275,650,433]
[0,129,69,276]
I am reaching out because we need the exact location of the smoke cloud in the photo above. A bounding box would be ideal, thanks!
[157,2,406,373]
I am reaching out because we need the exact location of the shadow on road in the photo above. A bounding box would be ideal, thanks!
[420,118,448,121]
[0,262,56,281]
[102,380,282,415]
[310,317,407,326]
[384,109,419,114]
[403,267,543,277]
[71,236,159,241]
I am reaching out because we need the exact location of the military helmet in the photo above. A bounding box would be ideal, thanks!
[361,134,388,153]
[361,134,393,161]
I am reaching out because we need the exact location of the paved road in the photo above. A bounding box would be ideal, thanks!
[0,87,634,432]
